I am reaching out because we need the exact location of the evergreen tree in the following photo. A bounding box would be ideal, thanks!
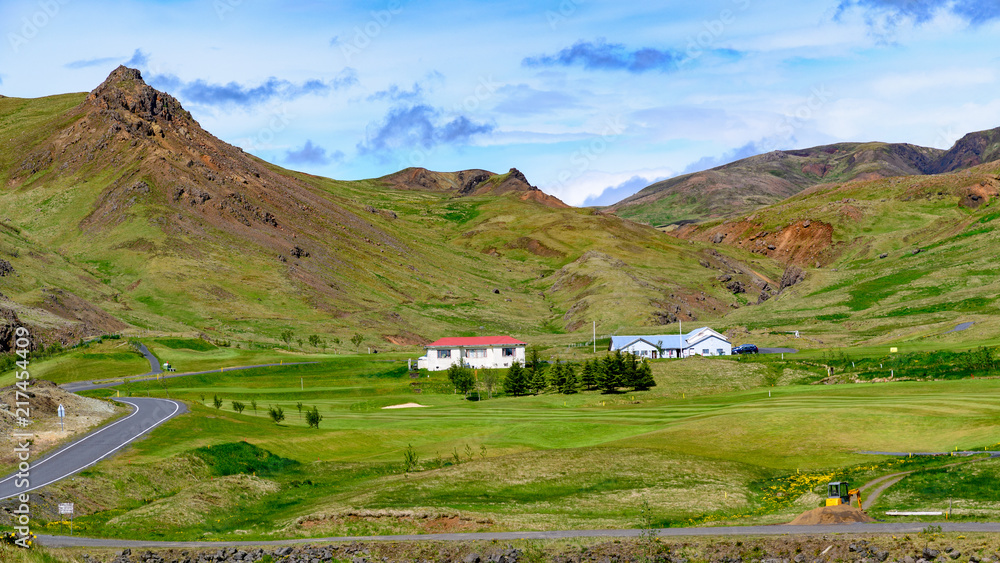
[503,361,528,396]
[599,351,625,393]
[548,361,565,390]
[530,364,548,394]
[622,352,641,389]
[580,359,597,390]
[634,360,656,390]
[560,362,579,394]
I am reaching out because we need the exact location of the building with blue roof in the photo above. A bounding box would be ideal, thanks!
[609,327,731,359]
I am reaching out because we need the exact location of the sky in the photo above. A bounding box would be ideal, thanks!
[2,0,1000,206]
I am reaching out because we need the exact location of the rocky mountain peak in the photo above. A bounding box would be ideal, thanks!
[87,65,190,124]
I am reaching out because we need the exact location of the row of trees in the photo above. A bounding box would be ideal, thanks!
[209,395,323,428]
[446,349,655,398]
[277,330,365,352]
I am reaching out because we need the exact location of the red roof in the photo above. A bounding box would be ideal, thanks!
[427,336,527,348]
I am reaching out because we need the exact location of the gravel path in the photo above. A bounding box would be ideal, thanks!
[943,322,974,334]
[35,522,1000,548]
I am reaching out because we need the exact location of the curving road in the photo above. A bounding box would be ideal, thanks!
[0,397,186,501]
[2,346,315,501]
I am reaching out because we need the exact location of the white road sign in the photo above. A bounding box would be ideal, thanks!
[57,404,65,418]
[58,503,73,514]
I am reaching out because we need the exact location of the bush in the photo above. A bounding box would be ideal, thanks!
[268,405,285,424]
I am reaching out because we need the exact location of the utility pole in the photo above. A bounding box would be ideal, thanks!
[593,321,596,354]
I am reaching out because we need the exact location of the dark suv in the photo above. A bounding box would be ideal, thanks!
[732,344,759,354]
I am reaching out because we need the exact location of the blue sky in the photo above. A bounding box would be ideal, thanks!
[2,0,1000,206]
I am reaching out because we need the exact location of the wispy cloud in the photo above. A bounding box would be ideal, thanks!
[357,104,494,154]
[65,56,121,70]
[125,49,149,68]
[285,140,343,165]
[837,0,1000,32]
[523,39,682,73]
[367,82,422,102]
[682,141,763,174]
[66,49,150,71]
[148,68,358,108]
[493,84,580,116]
[581,174,667,207]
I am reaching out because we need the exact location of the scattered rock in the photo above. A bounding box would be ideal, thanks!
[717,274,732,282]
[779,265,806,290]
[767,244,776,250]
[803,220,811,228]
[291,246,310,258]
[0,258,13,277]
[711,232,726,244]
[912,248,923,255]
[726,280,745,294]
[924,549,940,559]
[879,253,888,259]
[492,289,500,294]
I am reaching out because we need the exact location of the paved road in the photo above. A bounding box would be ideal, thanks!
[61,361,319,393]
[0,397,186,501]
[36,522,1000,548]
[136,342,163,375]
[758,348,798,354]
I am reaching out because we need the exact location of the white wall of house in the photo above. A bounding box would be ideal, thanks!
[687,335,731,357]
[417,345,526,371]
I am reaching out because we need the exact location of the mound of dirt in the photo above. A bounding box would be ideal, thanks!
[0,379,121,464]
[789,504,873,525]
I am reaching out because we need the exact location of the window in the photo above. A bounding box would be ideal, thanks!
[717,349,724,356]
[438,349,451,359]
[702,349,709,356]
[467,349,487,358]
[502,347,515,357]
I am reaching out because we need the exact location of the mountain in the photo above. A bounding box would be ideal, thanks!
[668,155,1000,343]
[0,67,761,350]
[381,167,569,208]
[608,132,1000,226]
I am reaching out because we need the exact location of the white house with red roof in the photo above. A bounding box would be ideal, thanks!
[417,336,527,371]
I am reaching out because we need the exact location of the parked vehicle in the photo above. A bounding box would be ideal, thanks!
[732,344,758,354]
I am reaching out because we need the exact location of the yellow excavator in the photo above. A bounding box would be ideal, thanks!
[826,481,863,509]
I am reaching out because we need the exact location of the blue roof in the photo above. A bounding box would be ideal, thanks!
[610,328,718,351]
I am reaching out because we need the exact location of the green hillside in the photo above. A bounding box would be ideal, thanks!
[0,67,764,353]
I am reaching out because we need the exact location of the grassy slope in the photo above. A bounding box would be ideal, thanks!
[692,163,1000,349]
[33,354,1000,540]
[0,92,760,353]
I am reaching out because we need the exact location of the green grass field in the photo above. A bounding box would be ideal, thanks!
[31,350,1000,541]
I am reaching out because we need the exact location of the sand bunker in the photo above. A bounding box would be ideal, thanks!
[789,504,874,525]
[381,403,430,409]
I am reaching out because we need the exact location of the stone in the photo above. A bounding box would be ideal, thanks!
[717,274,732,282]
[275,547,294,556]
[780,265,806,290]
[912,248,923,255]
[803,220,811,228]
[0,258,13,277]
[727,280,746,294]
[879,253,888,259]
[712,232,727,244]
[464,554,482,563]
[924,549,940,559]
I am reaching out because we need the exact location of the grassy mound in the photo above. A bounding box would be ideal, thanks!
[191,442,299,476]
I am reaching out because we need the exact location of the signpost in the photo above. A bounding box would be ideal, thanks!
[58,503,74,535]
[57,404,65,431]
